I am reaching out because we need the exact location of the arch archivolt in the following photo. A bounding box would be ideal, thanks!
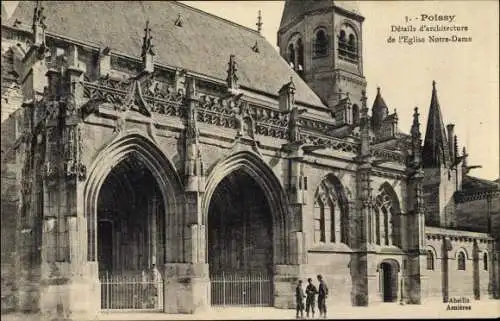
[377,258,401,272]
[202,150,293,265]
[452,246,470,260]
[84,130,185,263]
[426,245,439,260]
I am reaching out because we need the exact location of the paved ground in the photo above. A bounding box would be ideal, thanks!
[3,299,498,320]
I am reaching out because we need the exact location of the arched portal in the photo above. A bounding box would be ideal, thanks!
[207,168,274,306]
[84,132,184,310]
[379,259,400,302]
[207,168,273,275]
[203,151,291,307]
[97,156,165,275]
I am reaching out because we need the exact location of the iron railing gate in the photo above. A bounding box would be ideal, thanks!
[210,272,273,306]
[100,271,163,311]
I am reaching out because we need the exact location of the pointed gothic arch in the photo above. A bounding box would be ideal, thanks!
[372,182,401,247]
[313,174,350,246]
[84,131,184,264]
[202,151,293,265]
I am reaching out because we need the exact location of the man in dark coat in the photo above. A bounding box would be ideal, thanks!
[295,279,306,319]
[317,274,329,318]
[305,278,317,319]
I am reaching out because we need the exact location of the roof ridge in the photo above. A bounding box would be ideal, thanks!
[175,1,261,36]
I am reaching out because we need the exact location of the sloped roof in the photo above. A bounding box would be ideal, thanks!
[7,1,325,107]
[371,87,389,130]
[422,81,451,168]
[1,3,7,21]
[462,175,499,191]
[279,0,362,31]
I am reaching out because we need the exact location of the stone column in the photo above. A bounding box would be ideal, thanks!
[351,90,374,306]
[163,193,209,314]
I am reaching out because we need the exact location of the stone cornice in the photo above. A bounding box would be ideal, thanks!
[425,226,493,243]
[454,189,499,203]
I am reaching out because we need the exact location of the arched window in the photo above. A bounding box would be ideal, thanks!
[314,29,328,56]
[313,175,349,245]
[457,251,466,270]
[372,183,401,247]
[426,250,435,270]
[348,34,356,52]
[288,43,295,67]
[375,191,392,246]
[297,38,304,73]
[338,24,358,62]
[483,253,488,271]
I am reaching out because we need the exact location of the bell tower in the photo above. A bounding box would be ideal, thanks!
[278,0,366,116]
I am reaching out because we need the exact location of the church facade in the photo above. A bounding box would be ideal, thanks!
[1,1,498,320]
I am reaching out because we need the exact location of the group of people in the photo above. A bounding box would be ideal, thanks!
[295,274,328,319]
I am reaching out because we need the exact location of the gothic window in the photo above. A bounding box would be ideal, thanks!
[314,28,328,57]
[373,183,401,247]
[483,253,488,271]
[457,251,466,270]
[313,175,349,246]
[338,24,358,62]
[426,250,435,270]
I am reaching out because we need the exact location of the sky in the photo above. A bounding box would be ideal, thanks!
[3,1,499,181]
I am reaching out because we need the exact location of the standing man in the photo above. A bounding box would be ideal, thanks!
[295,279,306,319]
[305,278,317,319]
[317,274,329,319]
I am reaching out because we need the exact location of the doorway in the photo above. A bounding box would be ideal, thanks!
[380,261,398,302]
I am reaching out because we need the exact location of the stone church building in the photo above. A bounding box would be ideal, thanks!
[1,1,498,320]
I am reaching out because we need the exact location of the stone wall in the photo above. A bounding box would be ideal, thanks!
[425,227,494,301]
[1,38,24,313]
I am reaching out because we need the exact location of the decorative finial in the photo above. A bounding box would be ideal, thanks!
[227,54,239,93]
[142,20,155,57]
[411,106,422,167]
[377,87,381,94]
[432,80,436,90]
[256,10,263,34]
[411,107,420,134]
[32,0,47,47]
[141,20,155,73]
[33,0,46,30]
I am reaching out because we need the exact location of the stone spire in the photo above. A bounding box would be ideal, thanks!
[410,107,422,168]
[422,81,451,168]
[256,10,263,34]
[141,20,155,74]
[371,87,389,133]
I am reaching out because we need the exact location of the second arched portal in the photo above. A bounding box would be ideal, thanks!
[96,155,166,310]
[207,168,274,306]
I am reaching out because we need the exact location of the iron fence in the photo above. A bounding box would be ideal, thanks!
[100,271,163,311]
[210,272,273,307]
